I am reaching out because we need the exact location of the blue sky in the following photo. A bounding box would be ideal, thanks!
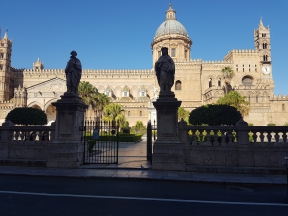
[1,0,288,95]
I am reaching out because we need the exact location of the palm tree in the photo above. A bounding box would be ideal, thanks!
[221,66,235,93]
[102,103,126,127]
[94,93,110,120]
[78,81,98,108]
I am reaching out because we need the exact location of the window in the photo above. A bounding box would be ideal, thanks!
[282,104,285,111]
[158,50,161,58]
[0,64,2,70]
[0,53,3,59]
[104,91,110,96]
[255,64,257,72]
[184,50,187,58]
[175,80,182,90]
[140,111,142,116]
[209,78,212,88]
[218,78,221,87]
[123,91,128,97]
[242,76,253,86]
[171,48,176,57]
[1,43,4,46]
[263,43,267,49]
[256,96,258,103]
[262,33,266,37]
[128,111,131,116]
[263,55,268,61]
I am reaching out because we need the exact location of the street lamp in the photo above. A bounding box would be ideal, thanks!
[284,157,288,203]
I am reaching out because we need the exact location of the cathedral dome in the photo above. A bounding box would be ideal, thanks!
[155,20,188,38]
[154,4,189,38]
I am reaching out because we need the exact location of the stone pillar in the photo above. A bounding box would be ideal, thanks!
[47,93,88,168]
[0,120,14,159]
[236,118,249,145]
[152,91,185,171]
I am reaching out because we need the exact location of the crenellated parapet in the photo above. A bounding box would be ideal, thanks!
[271,94,288,101]
[10,68,155,78]
[224,49,259,61]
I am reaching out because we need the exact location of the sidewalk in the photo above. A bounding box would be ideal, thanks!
[0,140,287,185]
[0,165,286,185]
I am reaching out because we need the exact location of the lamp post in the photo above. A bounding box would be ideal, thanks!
[284,157,288,203]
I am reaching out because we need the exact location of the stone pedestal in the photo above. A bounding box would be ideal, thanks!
[152,91,185,171]
[47,93,88,168]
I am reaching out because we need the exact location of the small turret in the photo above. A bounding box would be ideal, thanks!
[33,57,44,70]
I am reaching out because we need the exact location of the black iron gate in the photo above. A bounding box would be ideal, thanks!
[82,120,119,164]
[147,120,157,164]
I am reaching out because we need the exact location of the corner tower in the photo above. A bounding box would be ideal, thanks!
[0,31,12,101]
[151,4,192,65]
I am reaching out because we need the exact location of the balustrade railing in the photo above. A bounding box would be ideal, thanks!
[0,125,55,143]
[178,120,288,146]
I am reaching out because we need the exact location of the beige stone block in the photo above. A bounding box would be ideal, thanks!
[213,151,226,166]
[266,151,278,167]
[202,150,215,166]
[0,144,8,159]
[254,151,267,167]
[225,151,237,166]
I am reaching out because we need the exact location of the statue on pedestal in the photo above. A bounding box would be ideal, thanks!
[65,50,82,94]
[155,47,175,92]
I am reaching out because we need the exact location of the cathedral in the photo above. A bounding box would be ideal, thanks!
[0,4,287,126]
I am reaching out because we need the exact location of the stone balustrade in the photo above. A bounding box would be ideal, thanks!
[178,119,288,174]
[0,123,55,143]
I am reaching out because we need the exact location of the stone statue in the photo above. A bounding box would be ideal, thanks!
[155,47,175,92]
[65,50,82,94]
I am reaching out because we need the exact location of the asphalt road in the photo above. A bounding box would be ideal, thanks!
[0,175,287,216]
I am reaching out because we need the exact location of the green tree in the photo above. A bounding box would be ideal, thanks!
[189,104,241,126]
[102,103,126,127]
[131,121,146,135]
[178,107,190,123]
[78,81,98,108]
[6,107,48,125]
[216,90,250,116]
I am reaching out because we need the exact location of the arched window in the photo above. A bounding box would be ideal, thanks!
[140,111,142,116]
[242,76,253,86]
[263,43,267,49]
[175,80,182,90]
[218,78,221,87]
[209,78,212,88]
[263,55,268,61]
[282,104,285,111]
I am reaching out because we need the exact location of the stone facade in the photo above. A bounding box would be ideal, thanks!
[0,4,287,126]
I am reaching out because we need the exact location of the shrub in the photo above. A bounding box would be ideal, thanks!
[6,107,47,125]
[189,104,242,126]
[248,123,253,126]
[267,123,276,126]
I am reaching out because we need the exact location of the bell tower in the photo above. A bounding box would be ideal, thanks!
[254,18,272,77]
[0,31,12,101]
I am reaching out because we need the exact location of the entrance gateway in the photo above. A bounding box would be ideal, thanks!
[82,121,119,164]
